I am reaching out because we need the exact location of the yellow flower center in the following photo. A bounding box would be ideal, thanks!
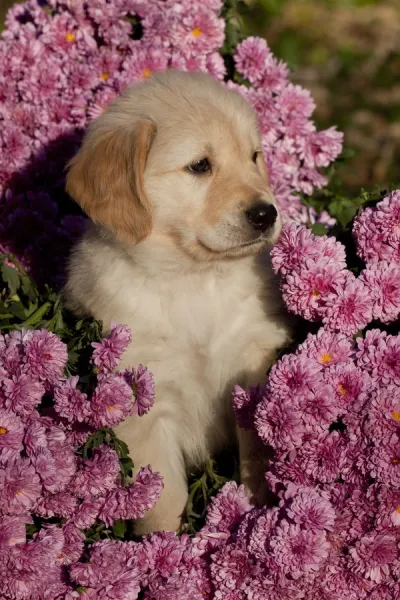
[57,553,63,559]
[396,506,400,514]
[392,457,399,465]
[15,490,24,496]
[65,32,76,43]
[101,72,109,81]
[142,68,152,79]
[338,384,348,397]
[392,411,400,422]
[107,405,115,412]
[320,352,332,365]
[0,426,8,434]
[192,28,202,37]
[311,289,320,297]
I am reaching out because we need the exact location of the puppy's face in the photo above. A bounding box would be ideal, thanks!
[66,71,281,261]
[146,109,280,260]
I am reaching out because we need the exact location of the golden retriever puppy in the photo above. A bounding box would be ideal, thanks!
[65,70,291,534]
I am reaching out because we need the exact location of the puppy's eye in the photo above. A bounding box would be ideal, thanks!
[187,158,211,174]
[252,151,260,164]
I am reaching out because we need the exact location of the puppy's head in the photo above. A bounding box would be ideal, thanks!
[66,70,281,260]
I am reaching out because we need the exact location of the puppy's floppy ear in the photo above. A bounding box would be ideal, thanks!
[66,119,156,243]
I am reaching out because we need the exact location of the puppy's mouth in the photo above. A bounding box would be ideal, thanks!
[196,235,266,255]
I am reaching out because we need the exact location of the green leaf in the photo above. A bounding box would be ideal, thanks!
[311,223,329,237]
[119,456,134,479]
[1,263,20,297]
[112,519,127,539]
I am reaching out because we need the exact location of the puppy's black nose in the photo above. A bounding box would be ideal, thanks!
[246,202,278,232]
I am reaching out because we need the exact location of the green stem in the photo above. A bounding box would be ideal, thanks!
[20,302,51,327]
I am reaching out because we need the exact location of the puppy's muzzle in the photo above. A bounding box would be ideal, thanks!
[245,202,278,232]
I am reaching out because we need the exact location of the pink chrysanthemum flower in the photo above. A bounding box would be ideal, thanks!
[282,258,346,321]
[71,495,104,530]
[141,531,188,578]
[2,373,44,417]
[232,383,266,431]
[349,533,398,583]
[0,408,24,461]
[90,374,133,428]
[0,458,41,515]
[91,323,131,375]
[24,329,68,384]
[272,225,347,277]
[324,363,372,410]
[270,522,329,579]
[123,365,155,417]
[35,491,77,519]
[99,465,163,525]
[86,85,117,120]
[297,327,355,367]
[360,261,400,324]
[172,7,225,53]
[353,190,400,265]
[0,514,29,546]
[268,353,321,398]
[72,445,120,498]
[54,376,91,422]
[206,482,251,532]
[210,543,258,594]
[372,334,400,386]
[255,396,305,451]
[323,273,373,335]
[234,36,271,85]
[363,384,400,443]
[283,484,336,532]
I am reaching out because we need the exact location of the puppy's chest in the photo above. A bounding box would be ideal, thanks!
[118,272,264,379]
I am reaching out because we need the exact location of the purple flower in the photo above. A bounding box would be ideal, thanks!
[2,373,44,417]
[54,376,91,422]
[232,383,266,431]
[297,327,355,367]
[142,531,188,578]
[91,323,131,374]
[0,458,41,515]
[360,261,400,324]
[72,445,120,498]
[99,465,163,525]
[234,37,271,85]
[282,258,346,321]
[270,522,329,579]
[206,482,251,532]
[283,484,336,532]
[35,491,77,519]
[255,396,305,452]
[123,365,155,417]
[0,408,24,461]
[323,273,373,335]
[211,543,258,593]
[272,224,347,276]
[24,329,68,384]
[0,514,29,546]
[324,363,371,410]
[90,374,133,428]
[349,533,398,583]
[353,190,400,265]
[71,496,104,529]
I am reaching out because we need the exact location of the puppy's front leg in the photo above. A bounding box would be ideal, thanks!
[114,409,188,535]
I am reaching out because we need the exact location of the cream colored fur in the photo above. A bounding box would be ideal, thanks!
[64,70,291,534]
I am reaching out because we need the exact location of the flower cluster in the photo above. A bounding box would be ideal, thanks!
[0,324,161,598]
[0,0,342,283]
[271,190,400,332]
